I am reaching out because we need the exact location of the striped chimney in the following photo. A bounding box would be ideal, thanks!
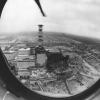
[38,24,44,46]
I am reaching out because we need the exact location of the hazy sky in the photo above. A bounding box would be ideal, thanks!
[0,0,100,39]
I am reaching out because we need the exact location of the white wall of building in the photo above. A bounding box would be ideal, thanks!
[18,48,30,55]
[17,61,35,70]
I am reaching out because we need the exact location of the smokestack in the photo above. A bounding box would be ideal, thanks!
[38,24,44,46]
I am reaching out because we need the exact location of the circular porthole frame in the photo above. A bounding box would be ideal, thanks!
[0,1,100,100]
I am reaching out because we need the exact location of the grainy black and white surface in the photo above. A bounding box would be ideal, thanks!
[0,32,100,99]
[0,0,100,100]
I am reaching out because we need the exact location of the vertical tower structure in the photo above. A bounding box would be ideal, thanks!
[35,25,47,67]
[38,24,44,46]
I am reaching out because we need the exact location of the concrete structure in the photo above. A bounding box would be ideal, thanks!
[36,54,47,66]
[18,48,30,55]
[15,55,34,61]
[30,47,35,55]
[4,51,17,60]
[16,60,35,70]
[17,69,30,77]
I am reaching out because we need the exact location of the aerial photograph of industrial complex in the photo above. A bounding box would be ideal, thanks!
[0,25,100,98]
[0,0,100,100]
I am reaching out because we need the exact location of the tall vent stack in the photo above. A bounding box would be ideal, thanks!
[38,24,44,46]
